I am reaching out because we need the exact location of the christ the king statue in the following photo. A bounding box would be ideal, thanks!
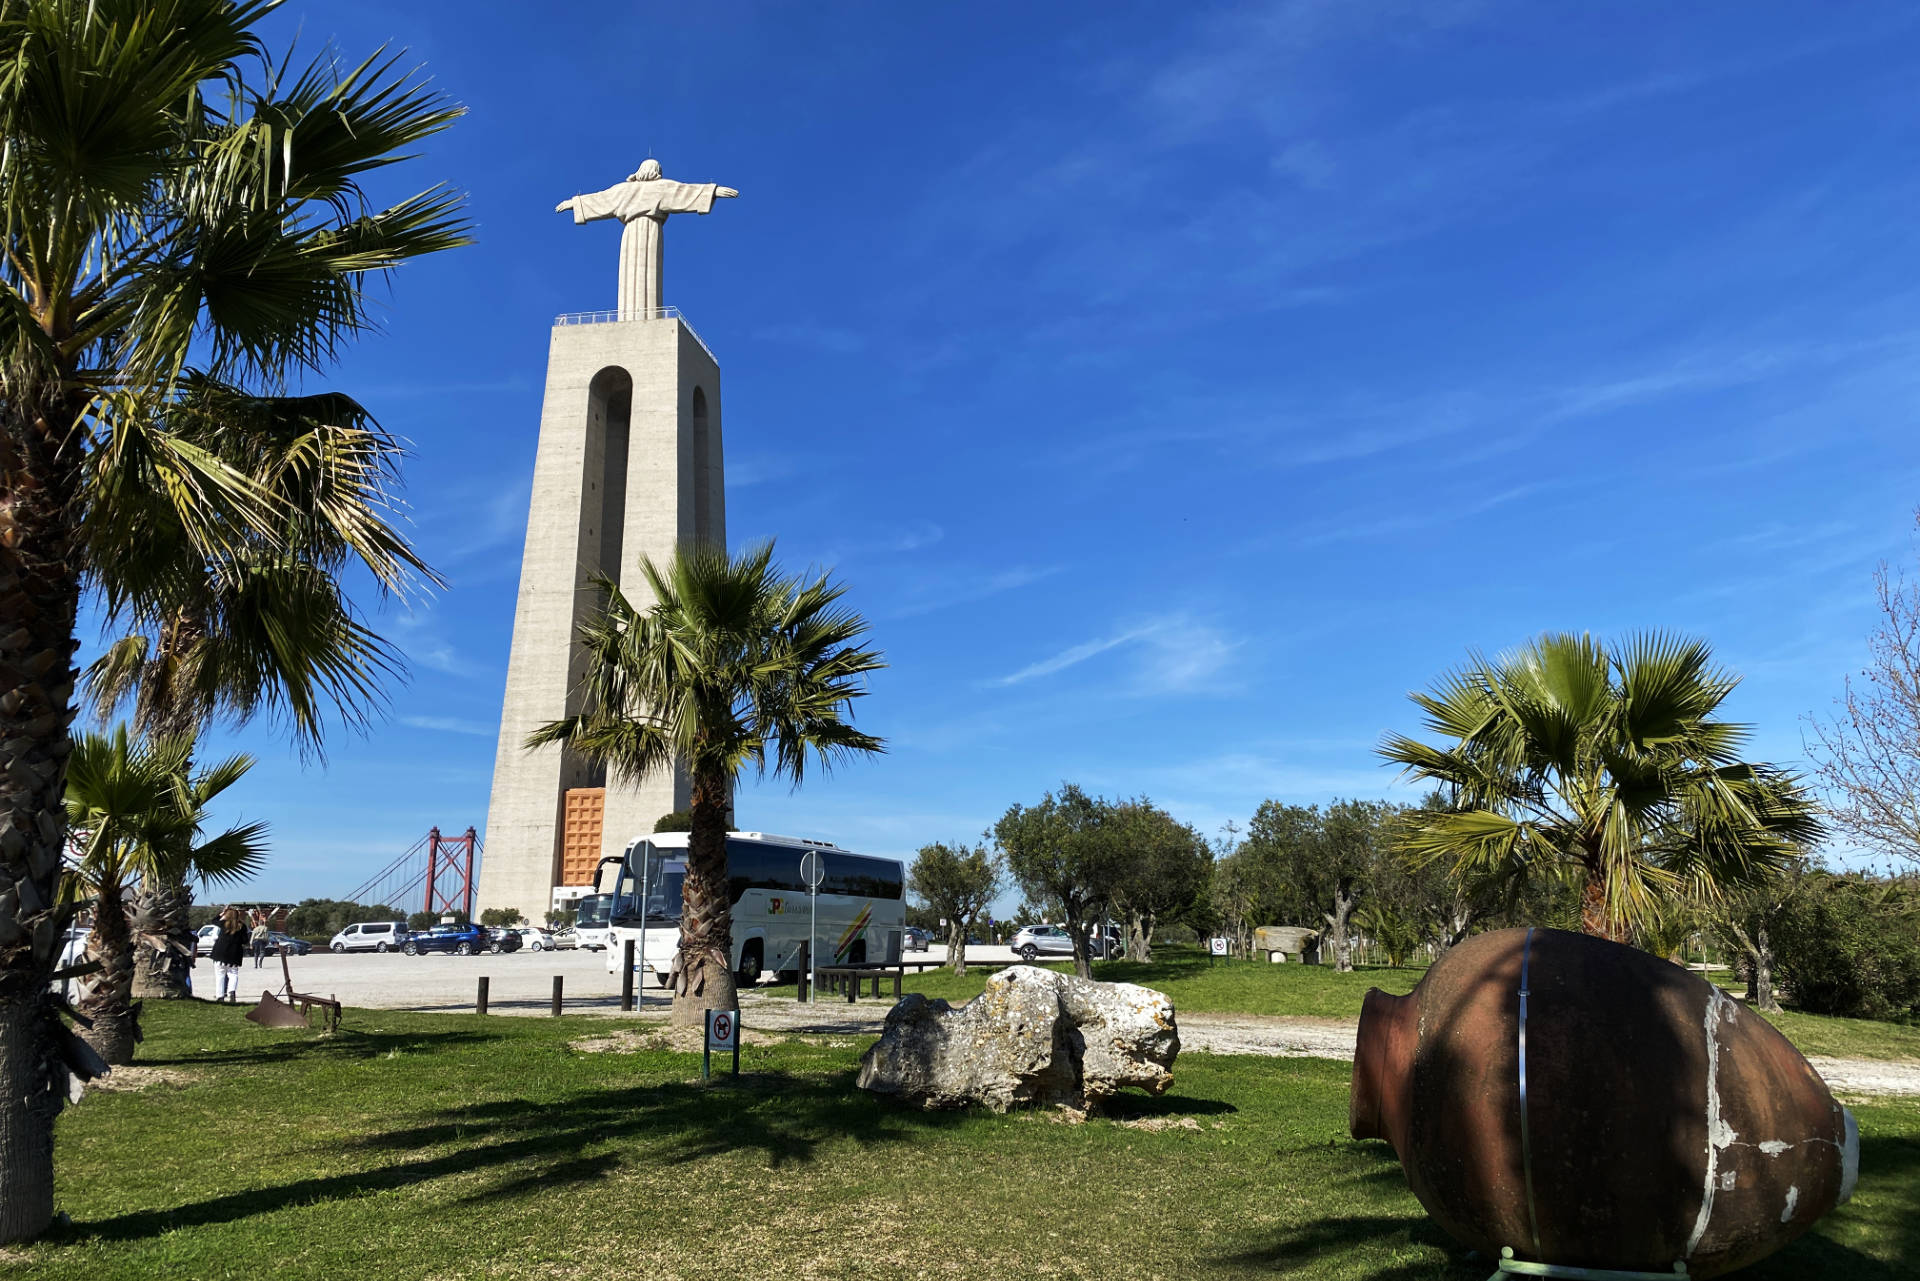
[557,159,739,318]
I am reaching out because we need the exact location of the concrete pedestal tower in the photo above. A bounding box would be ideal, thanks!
[478,160,737,919]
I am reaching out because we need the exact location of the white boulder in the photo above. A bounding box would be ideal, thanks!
[854,965,1179,1113]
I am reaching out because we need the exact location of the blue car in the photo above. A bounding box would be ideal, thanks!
[403,923,515,956]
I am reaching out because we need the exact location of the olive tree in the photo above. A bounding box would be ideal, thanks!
[908,841,1003,976]
[995,784,1129,979]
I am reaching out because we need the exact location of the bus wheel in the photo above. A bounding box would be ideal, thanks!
[736,942,763,987]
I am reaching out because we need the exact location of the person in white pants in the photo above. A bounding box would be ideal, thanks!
[209,907,249,1003]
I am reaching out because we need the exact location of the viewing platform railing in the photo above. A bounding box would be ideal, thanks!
[553,306,713,362]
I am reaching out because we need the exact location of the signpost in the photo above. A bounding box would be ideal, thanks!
[1209,936,1230,966]
[703,1007,740,1081]
[635,849,651,1008]
[799,850,825,1004]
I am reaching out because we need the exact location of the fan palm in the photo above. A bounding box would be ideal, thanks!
[63,726,266,1064]
[529,541,886,1026]
[1378,633,1822,942]
[88,471,410,1000]
[0,0,465,1241]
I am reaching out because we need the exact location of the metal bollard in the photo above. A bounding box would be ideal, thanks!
[797,942,809,1002]
[551,974,564,1017]
[476,976,489,1016]
[621,939,635,1012]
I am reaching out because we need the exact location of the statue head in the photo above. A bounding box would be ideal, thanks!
[630,158,662,182]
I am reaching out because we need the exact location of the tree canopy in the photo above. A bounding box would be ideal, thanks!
[1380,632,1821,941]
[908,841,1003,975]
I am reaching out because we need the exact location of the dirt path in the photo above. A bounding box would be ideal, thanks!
[736,1000,1920,1097]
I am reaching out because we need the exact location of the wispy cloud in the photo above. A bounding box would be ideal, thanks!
[988,614,1239,694]
[820,521,946,565]
[400,715,495,737]
[390,609,490,680]
[891,564,1067,618]
[728,455,796,489]
[993,630,1145,688]
[1298,482,1546,547]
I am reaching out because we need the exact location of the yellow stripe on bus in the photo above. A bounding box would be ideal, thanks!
[834,905,872,959]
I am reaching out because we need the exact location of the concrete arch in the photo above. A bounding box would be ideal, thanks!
[586,366,633,581]
[691,384,712,545]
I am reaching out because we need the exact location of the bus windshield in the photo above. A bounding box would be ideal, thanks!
[574,894,609,931]
[611,842,687,925]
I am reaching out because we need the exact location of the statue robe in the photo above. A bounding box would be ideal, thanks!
[569,178,721,317]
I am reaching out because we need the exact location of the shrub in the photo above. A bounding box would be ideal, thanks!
[1771,873,1920,1022]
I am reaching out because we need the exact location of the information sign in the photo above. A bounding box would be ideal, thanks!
[1209,936,1230,957]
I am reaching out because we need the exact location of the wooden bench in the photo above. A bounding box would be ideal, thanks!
[815,964,902,1003]
[809,958,1020,1003]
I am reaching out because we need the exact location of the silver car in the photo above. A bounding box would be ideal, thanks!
[1011,923,1119,960]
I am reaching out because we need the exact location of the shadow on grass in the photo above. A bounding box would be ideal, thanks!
[1098,1092,1236,1121]
[1221,1136,1920,1281]
[1215,1213,1477,1281]
[136,1024,496,1068]
[62,1068,963,1244]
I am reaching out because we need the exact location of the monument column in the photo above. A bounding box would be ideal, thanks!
[478,160,734,919]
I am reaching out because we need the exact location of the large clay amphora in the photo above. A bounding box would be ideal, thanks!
[1350,927,1858,1278]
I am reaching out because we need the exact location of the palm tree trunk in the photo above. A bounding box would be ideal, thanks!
[79,882,139,1065]
[0,395,86,1243]
[670,762,737,1027]
[1580,863,1626,942]
[130,874,193,1000]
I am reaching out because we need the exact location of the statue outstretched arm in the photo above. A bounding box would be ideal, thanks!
[716,187,739,198]
[555,197,574,213]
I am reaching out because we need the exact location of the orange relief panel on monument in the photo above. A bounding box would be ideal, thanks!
[560,787,606,886]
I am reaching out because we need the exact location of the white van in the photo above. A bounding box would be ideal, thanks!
[329,921,408,953]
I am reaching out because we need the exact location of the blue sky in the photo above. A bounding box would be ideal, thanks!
[177,1,1920,907]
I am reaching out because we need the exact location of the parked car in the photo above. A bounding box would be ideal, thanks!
[405,923,515,956]
[329,921,409,953]
[194,923,220,956]
[268,932,311,956]
[548,928,581,951]
[902,927,930,952]
[58,926,89,970]
[487,926,526,954]
[513,927,556,951]
[1009,923,1120,961]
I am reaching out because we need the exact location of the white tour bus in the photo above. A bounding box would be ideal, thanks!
[591,831,905,987]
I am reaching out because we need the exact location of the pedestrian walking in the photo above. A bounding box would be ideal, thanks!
[249,910,270,969]
[210,908,248,1003]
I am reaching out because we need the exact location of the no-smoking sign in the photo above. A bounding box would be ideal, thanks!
[706,1008,737,1051]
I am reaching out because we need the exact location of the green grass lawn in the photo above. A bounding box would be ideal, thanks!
[14,1001,1918,1281]
[771,947,1920,1061]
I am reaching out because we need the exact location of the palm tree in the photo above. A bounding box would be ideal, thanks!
[0,1,465,1241]
[63,727,267,1064]
[87,463,410,1000]
[530,542,886,1026]
[1378,633,1822,942]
